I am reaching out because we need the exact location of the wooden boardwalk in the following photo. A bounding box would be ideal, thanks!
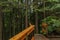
[49,38,60,40]
[34,34,49,40]
[34,34,60,40]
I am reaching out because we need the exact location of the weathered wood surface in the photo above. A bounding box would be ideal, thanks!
[48,35,60,40]
[49,37,60,40]
[34,34,60,40]
[34,34,49,40]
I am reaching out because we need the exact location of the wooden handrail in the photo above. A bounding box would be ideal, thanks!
[9,25,35,40]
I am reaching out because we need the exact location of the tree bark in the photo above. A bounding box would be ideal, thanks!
[0,6,3,40]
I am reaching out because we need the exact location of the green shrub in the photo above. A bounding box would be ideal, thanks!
[40,16,60,34]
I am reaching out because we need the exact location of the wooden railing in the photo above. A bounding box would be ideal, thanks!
[9,25,35,40]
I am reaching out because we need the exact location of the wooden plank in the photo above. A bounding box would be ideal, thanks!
[47,35,60,38]
[49,37,60,40]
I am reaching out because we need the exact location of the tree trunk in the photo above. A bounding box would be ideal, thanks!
[0,7,3,40]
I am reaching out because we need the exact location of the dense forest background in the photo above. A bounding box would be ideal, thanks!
[0,0,60,40]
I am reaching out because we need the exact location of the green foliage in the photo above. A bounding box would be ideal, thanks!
[0,0,60,39]
[41,16,60,34]
[47,0,59,2]
[33,0,60,13]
